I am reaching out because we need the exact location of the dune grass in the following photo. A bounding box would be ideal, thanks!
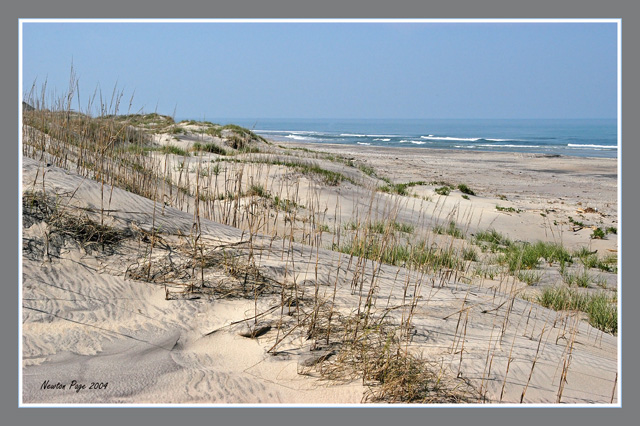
[537,287,617,334]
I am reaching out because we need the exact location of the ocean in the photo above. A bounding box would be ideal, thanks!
[192,118,618,159]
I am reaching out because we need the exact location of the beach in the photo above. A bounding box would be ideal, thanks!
[280,141,618,249]
[21,115,619,405]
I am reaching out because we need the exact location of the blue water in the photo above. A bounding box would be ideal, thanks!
[190,118,618,159]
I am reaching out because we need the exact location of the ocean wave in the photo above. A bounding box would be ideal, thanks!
[399,140,427,145]
[357,142,371,145]
[256,130,322,135]
[285,134,319,141]
[567,144,617,149]
[421,136,481,142]
[373,138,391,142]
[340,133,366,137]
[478,144,541,148]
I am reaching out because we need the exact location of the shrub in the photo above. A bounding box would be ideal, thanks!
[591,227,606,240]
[457,184,475,196]
[435,186,451,196]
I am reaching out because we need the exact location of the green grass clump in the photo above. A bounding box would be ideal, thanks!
[575,270,593,288]
[357,164,376,177]
[462,247,478,262]
[392,221,415,234]
[474,229,512,248]
[537,287,617,334]
[537,287,588,311]
[247,184,269,198]
[499,244,540,272]
[222,124,268,143]
[378,181,426,196]
[159,144,189,156]
[435,186,451,196]
[598,254,618,273]
[499,241,571,273]
[532,241,572,264]
[337,237,464,273]
[125,144,155,156]
[364,220,415,235]
[568,216,585,227]
[369,221,388,234]
[272,196,299,212]
[379,183,409,196]
[318,224,331,233]
[192,142,229,155]
[496,205,522,213]
[434,221,464,239]
[573,247,618,273]
[591,227,606,239]
[344,221,359,231]
[304,165,344,186]
[456,184,475,196]
[237,146,261,154]
[216,157,352,186]
[586,293,618,334]
[517,270,542,286]
[473,266,499,280]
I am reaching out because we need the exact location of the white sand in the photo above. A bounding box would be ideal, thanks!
[22,148,618,404]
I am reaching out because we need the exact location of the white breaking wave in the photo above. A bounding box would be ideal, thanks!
[478,144,541,148]
[340,133,366,137]
[357,142,371,145]
[256,130,322,135]
[399,140,427,145]
[285,134,319,141]
[567,144,616,149]
[373,138,391,142]
[421,136,481,142]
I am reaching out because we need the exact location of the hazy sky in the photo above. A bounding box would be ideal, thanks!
[21,21,618,120]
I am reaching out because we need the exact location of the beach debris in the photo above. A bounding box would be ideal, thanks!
[577,207,598,214]
[239,325,272,339]
[298,349,336,367]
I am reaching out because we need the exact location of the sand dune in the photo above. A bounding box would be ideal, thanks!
[21,149,618,404]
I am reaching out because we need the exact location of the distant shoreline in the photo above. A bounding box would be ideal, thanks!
[271,138,620,161]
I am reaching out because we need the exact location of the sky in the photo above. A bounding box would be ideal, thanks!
[21,21,618,120]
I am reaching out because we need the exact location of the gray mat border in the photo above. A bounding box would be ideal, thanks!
[2,1,637,425]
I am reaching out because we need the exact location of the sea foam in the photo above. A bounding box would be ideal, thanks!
[567,144,616,149]
[421,136,481,142]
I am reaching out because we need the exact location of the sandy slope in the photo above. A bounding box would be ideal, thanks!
[21,150,618,405]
